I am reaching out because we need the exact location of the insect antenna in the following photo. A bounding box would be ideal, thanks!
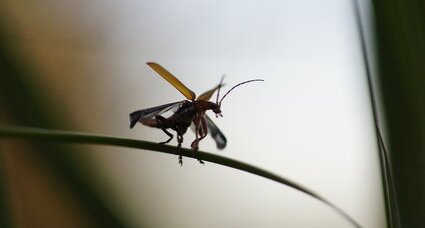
[218,79,264,106]
[215,75,226,105]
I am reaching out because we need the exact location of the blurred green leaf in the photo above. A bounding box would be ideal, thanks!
[372,0,425,227]
[0,27,129,227]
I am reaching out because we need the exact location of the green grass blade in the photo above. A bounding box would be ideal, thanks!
[372,0,425,227]
[0,124,361,228]
[352,1,398,227]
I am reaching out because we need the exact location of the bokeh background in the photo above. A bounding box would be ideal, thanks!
[2,0,412,227]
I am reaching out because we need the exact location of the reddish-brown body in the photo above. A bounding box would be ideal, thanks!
[140,100,218,150]
[129,62,263,165]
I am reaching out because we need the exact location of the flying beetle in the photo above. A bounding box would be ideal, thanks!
[129,62,263,165]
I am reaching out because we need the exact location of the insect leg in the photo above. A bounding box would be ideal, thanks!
[198,117,209,141]
[191,115,209,150]
[155,115,174,144]
[191,114,207,164]
[191,115,201,151]
[177,133,184,166]
[156,116,184,166]
[197,117,208,164]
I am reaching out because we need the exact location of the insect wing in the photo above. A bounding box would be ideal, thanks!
[146,62,196,100]
[196,84,224,101]
[205,114,227,149]
[197,76,225,101]
[129,101,182,128]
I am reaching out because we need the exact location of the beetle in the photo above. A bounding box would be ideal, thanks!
[129,62,263,165]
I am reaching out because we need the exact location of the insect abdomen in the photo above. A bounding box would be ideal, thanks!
[141,118,158,127]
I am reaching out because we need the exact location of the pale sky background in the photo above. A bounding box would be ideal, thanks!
[1,0,385,227]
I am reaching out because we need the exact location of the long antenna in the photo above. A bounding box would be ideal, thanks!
[219,79,264,105]
[216,75,226,105]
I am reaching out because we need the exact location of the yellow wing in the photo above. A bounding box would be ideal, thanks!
[196,83,225,101]
[146,62,196,100]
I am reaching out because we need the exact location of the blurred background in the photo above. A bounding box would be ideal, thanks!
[1,0,423,227]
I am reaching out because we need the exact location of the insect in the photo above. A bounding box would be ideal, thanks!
[130,62,263,165]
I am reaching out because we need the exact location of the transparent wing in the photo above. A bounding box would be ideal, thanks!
[129,101,182,128]
[146,62,196,100]
[205,114,227,149]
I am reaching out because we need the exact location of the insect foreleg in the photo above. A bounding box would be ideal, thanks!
[198,117,208,141]
[155,115,174,144]
[191,114,208,164]
[191,115,208,150]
